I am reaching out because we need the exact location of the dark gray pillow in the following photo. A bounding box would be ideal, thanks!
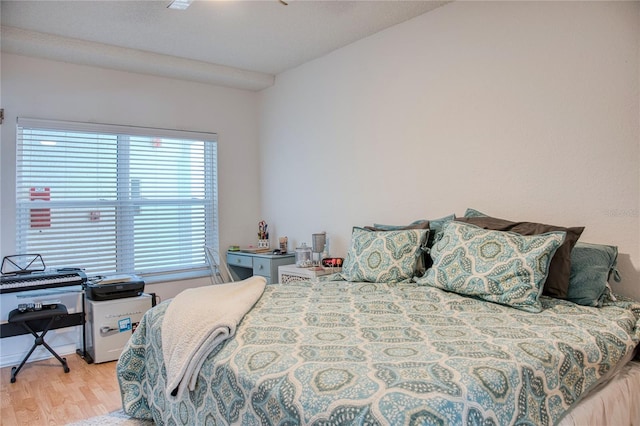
[567,242,620,307]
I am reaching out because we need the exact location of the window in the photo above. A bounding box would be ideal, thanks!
[16,118,218,280]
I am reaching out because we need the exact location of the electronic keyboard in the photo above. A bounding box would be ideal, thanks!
[0,269,87,294]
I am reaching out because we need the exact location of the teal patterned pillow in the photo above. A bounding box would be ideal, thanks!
[416,221,565,313]
[372,214,455,270]
[341,227,428,283]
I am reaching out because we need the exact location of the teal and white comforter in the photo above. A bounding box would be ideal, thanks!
[117,280,640,425]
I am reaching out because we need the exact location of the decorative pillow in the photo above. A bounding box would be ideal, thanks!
[567,242,620,307]
[365,221,430,275]
[416,221,565,313]
[371,214,455,270]
[456,211,584,299]
[341,227,428,283]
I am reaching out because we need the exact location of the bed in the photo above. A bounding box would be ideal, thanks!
[117,212,640,425]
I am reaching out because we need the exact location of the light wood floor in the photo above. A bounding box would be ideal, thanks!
[0,353,122,426]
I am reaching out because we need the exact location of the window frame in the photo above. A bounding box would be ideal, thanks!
[15,117,219,282]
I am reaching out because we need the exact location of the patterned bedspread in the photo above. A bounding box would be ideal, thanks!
[117,280,640,426]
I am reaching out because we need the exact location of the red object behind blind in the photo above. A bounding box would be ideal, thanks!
[30,187,51,228]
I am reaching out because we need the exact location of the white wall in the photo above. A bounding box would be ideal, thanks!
[0,53,262,364]
[259,1,640,300]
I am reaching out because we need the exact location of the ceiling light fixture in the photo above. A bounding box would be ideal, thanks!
[167,0,193,10]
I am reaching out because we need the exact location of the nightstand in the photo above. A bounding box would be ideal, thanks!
[278,265,341,284]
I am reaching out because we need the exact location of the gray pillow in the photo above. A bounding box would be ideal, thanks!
[567,242,620,307]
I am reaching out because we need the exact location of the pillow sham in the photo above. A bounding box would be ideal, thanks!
[456,211,584,299]
[371,214,455,270]
[567,242,620,307]
[365,221,430,275]
[341,227,428,283]
[416,221,565,313]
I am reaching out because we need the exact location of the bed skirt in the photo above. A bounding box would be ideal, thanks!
[558,360,640,425]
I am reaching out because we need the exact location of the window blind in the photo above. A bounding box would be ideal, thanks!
[16,118,218,279]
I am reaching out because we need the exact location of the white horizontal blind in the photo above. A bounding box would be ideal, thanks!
[16,118,218,278]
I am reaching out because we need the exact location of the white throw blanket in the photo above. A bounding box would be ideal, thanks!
[161,276,267,400]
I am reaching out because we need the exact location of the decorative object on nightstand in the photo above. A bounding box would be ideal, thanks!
[322,257,344,268]
[258,221,269,249]
[278,264,341,284]
[295,243,313,267]
[278,236,288,254]
[311,232,326,269]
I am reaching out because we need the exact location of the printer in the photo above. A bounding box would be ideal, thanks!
[85,274,145,301]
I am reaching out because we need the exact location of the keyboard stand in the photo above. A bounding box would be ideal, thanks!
[1,289,90,363]
[8,304,71,383]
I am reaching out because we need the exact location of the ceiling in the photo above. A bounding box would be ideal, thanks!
[1,0,448,90]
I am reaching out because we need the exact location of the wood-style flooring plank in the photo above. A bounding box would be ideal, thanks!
[0,354,122,426]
